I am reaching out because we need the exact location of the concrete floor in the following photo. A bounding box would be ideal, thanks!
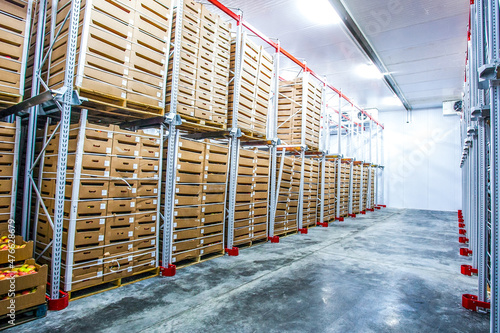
[11,209,490,332]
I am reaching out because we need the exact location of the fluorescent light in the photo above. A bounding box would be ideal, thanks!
[356,64,384,79]
[297,0,341,25]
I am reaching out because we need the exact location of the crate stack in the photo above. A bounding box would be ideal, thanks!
[338,160,350,217]
[320,160,337,223]
[286,155,301,232]
[162,138,227,265]
[167,0,231,129]
[0,0,31,109]
[351,163,362,214]
[370,167,375,208]
[32,0,171,118]
[302,158,319,227]
[229,37,273,137]
[232,148,269,247]
[0,122,18,231]
[277,78,322,150]
[35,122,161,292]
[274,155,294,236]
[361,163,370,210]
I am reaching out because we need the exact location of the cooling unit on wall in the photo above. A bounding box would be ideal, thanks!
[443,100,462,116]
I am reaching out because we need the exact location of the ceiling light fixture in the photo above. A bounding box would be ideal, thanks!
[297,0,342,25]
[356,63,385,79]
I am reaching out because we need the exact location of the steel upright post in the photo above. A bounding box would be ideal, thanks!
[320,154,325,224]
[50,0,82,300]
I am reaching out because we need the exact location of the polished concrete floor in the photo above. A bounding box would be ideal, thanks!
[11,209,490,332]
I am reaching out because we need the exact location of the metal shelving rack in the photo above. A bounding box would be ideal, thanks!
[461,0,499,329]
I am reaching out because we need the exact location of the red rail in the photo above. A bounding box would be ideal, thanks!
[206,0,384,129]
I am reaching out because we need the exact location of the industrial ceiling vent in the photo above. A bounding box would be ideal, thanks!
[443,100,462,116]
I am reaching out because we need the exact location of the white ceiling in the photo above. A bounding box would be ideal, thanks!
[209,0,469,112]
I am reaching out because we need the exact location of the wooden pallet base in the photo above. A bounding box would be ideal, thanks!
[234,236,268,249]
[0,93,22,111]
[0,303,47,331]
[179,114,227,131]
[240,128,266,140]
[175,250,225,269]
[68,267,159,301]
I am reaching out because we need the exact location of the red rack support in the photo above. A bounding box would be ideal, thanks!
[460,248,473,256]
[462,294,490,311]
[459,223,465,228]
[461,265,478,276]
[46,290,69,311]
[459,229,467,235]
[348,214,356,218]
[360,211,366,215]
[367,208,374,212]
[268,236,280,243]
[459,218,465,223]
[459,236,469,244]
[225,247,239,256]
[160,264,176,277]
[336,217,345,222]
[316,222,328,228]
[374,206,381,210]
[298,228,308,234]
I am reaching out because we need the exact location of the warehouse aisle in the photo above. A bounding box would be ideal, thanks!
[10,209,489,333]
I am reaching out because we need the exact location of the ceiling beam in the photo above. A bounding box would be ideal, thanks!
[328,0,412,111]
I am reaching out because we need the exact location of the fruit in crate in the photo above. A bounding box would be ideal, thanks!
[0,264,37,278]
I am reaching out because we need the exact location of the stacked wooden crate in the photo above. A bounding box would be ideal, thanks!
[351,162,362,214]
[162,138,227,265]
[287,155,301,232]
[362,163,370,210]
[233,148,269,247]
[277,77,322,150]
[229,37,273,137]
[320,160,337,223]
[302,158,318,227]
[370,167,375,208]
[35,122,161,292]
[274,155,294,236]
[338,160,350,217]
[0,0,31,108]
[30,0,171,117]
[167,0,231,129]
[0,122,18,230]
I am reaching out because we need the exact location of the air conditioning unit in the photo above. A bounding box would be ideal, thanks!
[443,100,462,116]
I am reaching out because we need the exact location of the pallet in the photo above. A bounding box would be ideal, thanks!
[179,114,227,131]
[0,303,47,331]
[240,128,266,140]
[175,250,225,269]
[67,267,159,301]
[234,236,268,249]
[0,93,22,111]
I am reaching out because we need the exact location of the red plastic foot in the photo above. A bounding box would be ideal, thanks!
[458,218,464,223]
[298,228,308,234]
[462,294,490,311]
[160,264,176,277]
[459,223,465,228]
[316,222,328,227]
[459,236,469,244]
[348,214,356,218]
[459,229,467,235]
[460,248,473,256]
[378,205,387,208]
[458,210,462,214]
[47,290,69,311]
[336,217,345,221]
[360,211,366,215]
[375,207,381,210]
[461,265,478,276]
[268,236,280,243]
[225,247,239,256]
[367,208,374,212]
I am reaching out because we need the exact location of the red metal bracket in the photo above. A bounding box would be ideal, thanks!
[360,211,366,215]
[462,294,490,311]
[160,264,176,277]
[298,228,308,234]
[461,265,478,276]
[316,222,328,227]
[348,214,356,218]
[460,248,473,256]
[336,217,344,221]
[225,247,239,256]
[458,218,464,223]
[377,205,387,208]
[367,208,374,212]
[458,210,463,214]
[46,290,69,311]
[459,223,465,228]
[375,206,381,210]
[268,236,280,243]
[459,229,467,235]
[459,236,469,244]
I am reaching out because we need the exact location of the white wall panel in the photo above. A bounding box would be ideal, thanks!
[379,108,461,211]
